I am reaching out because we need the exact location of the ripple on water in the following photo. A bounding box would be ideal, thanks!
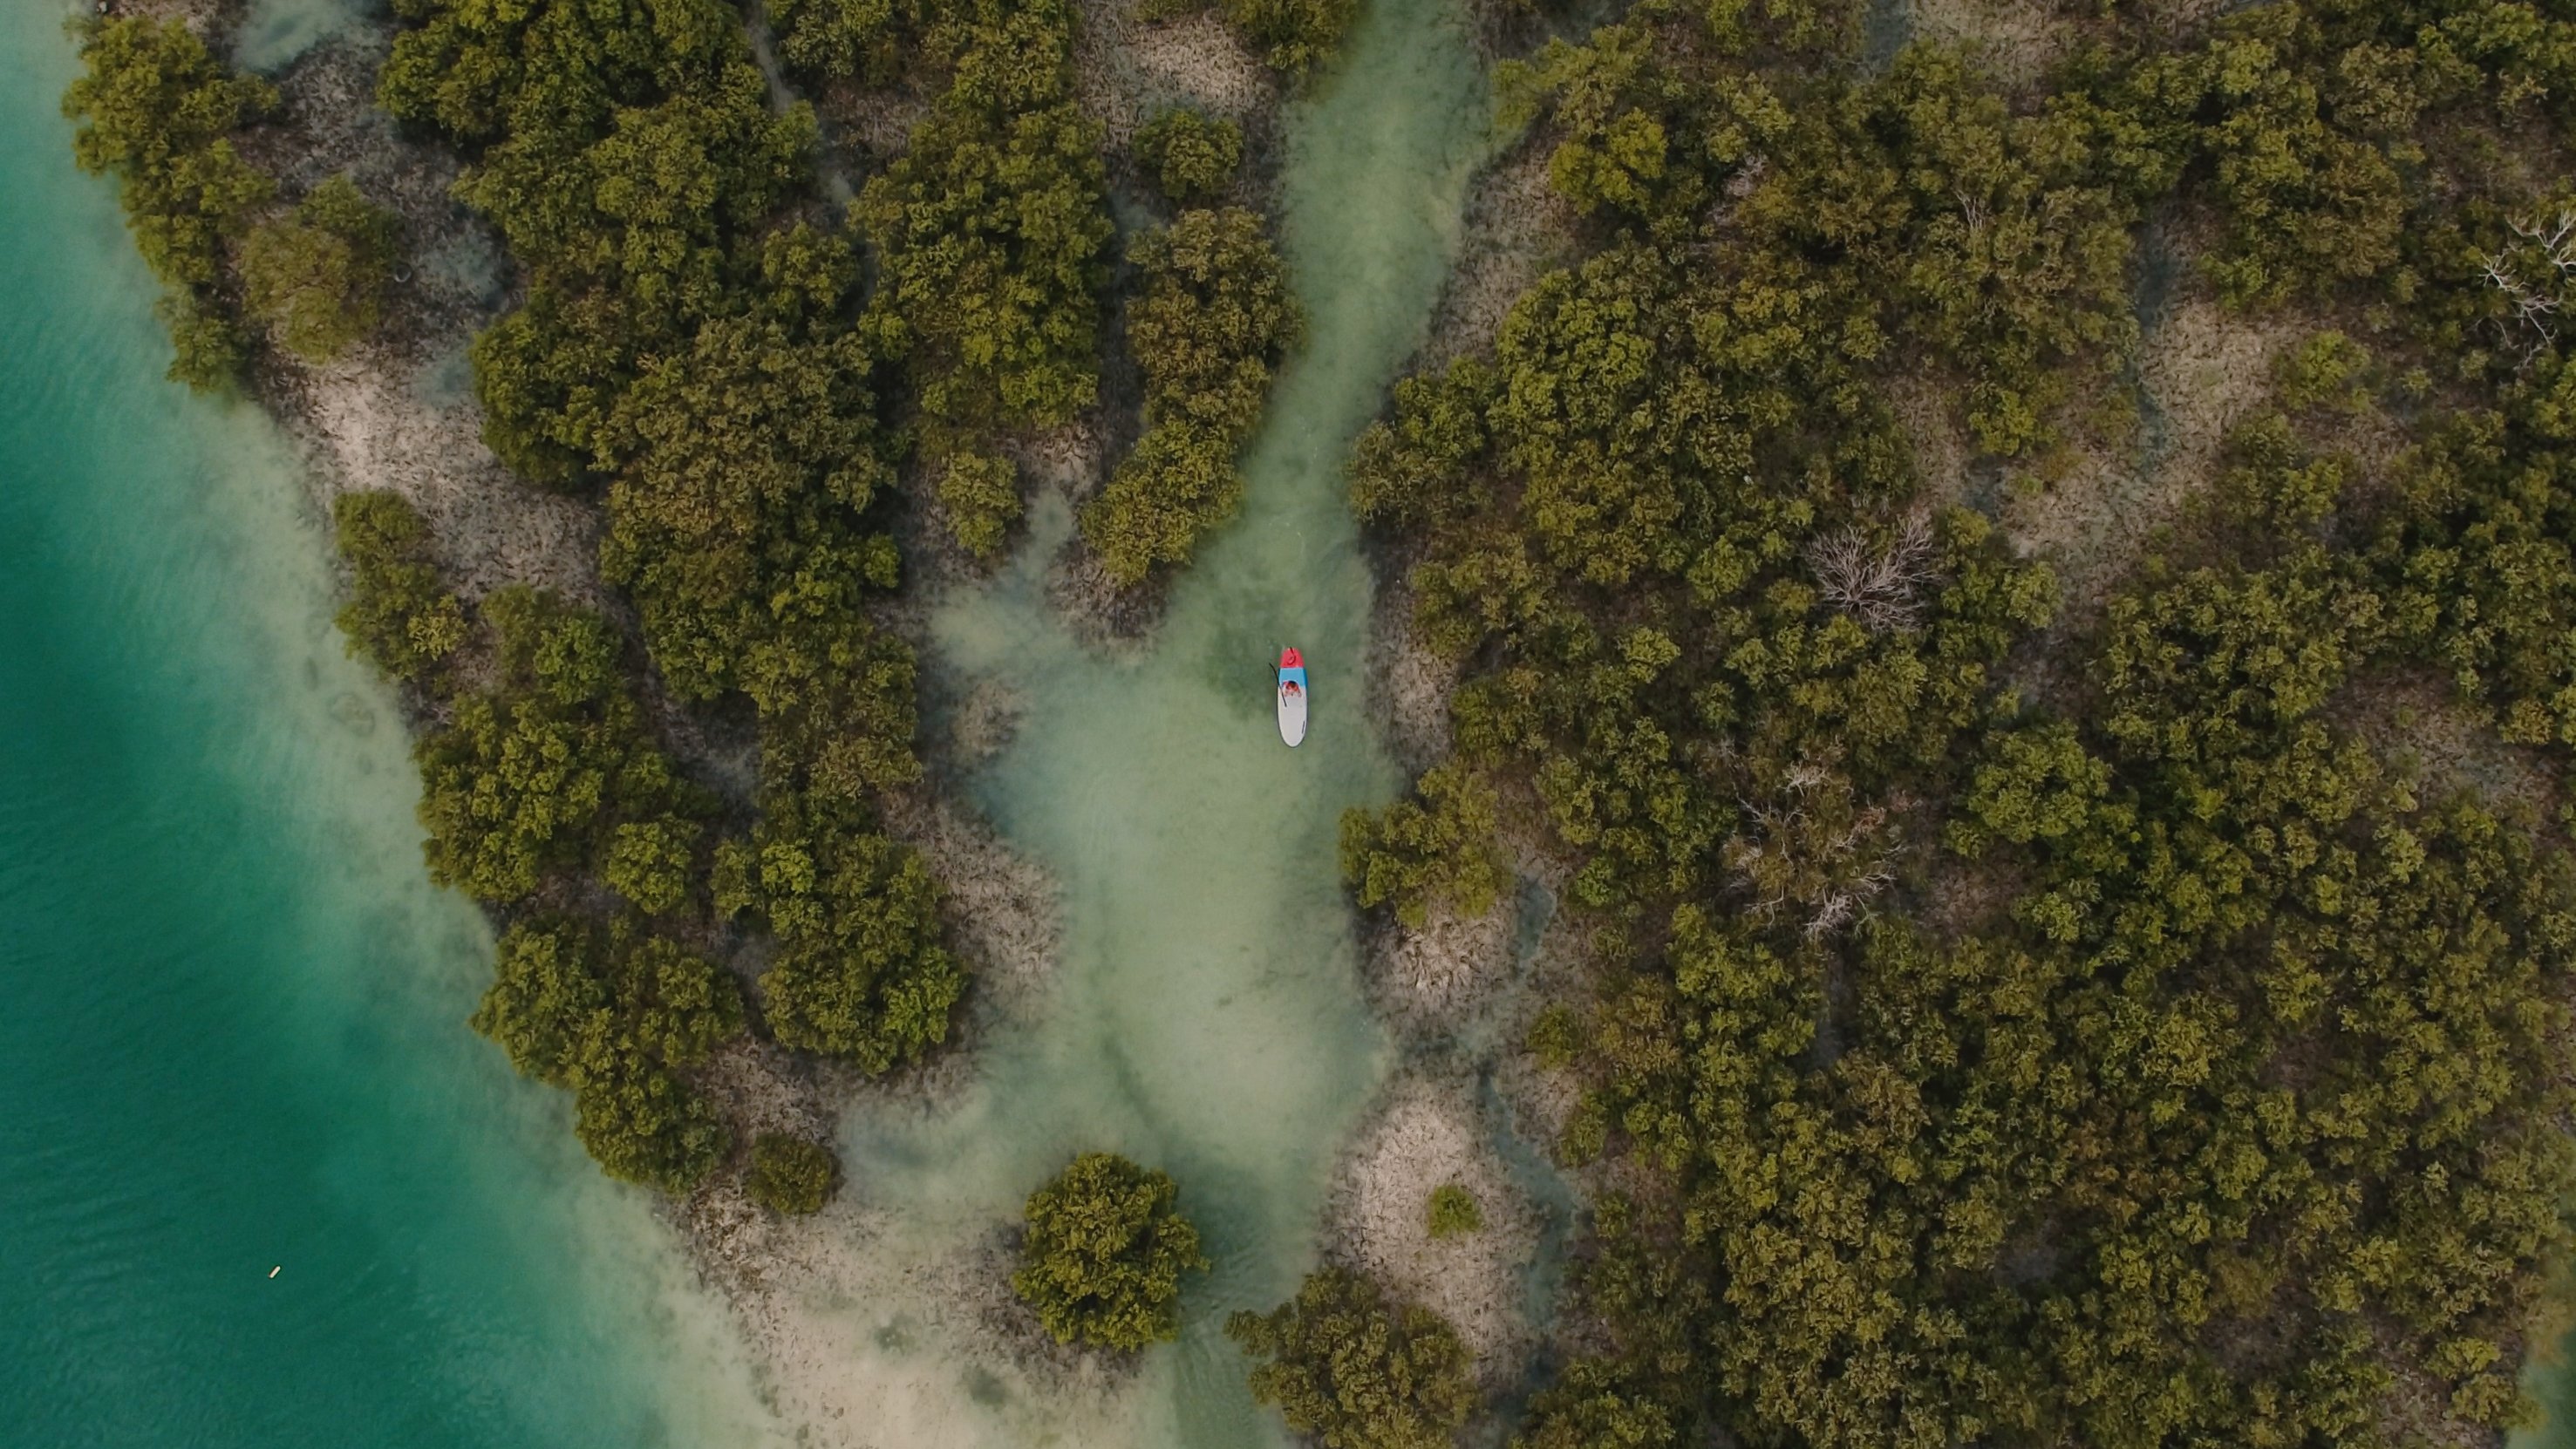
[1,7,781,1446]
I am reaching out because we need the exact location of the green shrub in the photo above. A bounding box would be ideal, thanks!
[1081,421,1244,584]
[331,490,467,685]
[1152,0,1355,75]
[62,17,277,391]
[746,1133,841,1214]
[599,301,893,701]
[413,588,692,902]
[938,451,1021,561]
[160,294,255,393]
[771,0,908,82]
[855,0,1112,446]
[1427,1184,1482,1238]
[1134,107,1243,202]
[574,1044,731,1193]
[1228,1269,1475,1449]
[471,916,745,1193]
[1081,207,1298,583]
[240,175,401,364]
[605,817,702,915]
[1339,762,1509,927]
[1012,1153,1209,1350]
[716,792,964,1072]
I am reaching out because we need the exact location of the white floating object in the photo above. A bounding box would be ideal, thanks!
[1277,648,1308,747]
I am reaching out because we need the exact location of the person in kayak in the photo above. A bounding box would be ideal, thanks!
[1277,646,1309,746]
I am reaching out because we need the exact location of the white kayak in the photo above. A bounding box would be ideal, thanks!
[1277,648,1308,747]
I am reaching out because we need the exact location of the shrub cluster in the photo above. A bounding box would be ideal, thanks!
[331,491,466,685]
[63,18,276,389]
[473,915,744,1192]
[1424,1183,1481,1238]
[65,20,405,387]
[854,0,1113,455]
[1148,0,1356,76]
[1012,1153,1209,1350]
[746,1133,841,1214]
[380,0,972,1112]
[1082,207,1299,583]
[413,586,707,908]
[1134,106,1244,203]
[241,175,401,364]
[1227,1268,1475,1449]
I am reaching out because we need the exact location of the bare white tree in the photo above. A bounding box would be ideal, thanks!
[1725,759,1901,940]
[1808,507,1938,634]
[2482,207,2576,350]
[2510,207,2576,276]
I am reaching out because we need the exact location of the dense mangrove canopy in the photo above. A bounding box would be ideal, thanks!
[1340,0,2576,1444]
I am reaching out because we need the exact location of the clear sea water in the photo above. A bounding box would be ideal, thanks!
[0,5,774,1443]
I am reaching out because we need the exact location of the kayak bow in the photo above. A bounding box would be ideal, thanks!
[1277,647,1308,747]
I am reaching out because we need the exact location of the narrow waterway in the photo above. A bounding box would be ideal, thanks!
[827,0,1496,1441]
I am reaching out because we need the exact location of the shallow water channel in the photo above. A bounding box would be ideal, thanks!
[833,0,1499,1440]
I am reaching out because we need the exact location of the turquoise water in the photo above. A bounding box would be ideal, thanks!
[0,7,768,1444]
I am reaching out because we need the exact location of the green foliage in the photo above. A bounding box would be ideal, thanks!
[2275,330,2374,412]
[2196,14,2404,305]
[1339,761,1509,927]
[746,1133,840,1214]
[62,17,278,391]
[1512,1361,1679,1449]
[1425,1183,1482,1238]
[855,0,1112,446]
[159,291,256,393]
[385,0,819,485]
[62,18,276,288]
[938,451,1022,560]
[598,284,895,700]
[1526,1003,1582,1069]
[1080,422,1244,585]
[373,0,1007,1196]
[772,0,910,83]
[716,793,963,1072]
[414,587,696,902]
[1082,207,1298,583]
[460,63,820,485]
[2214,411,2351,528]
[1012,1153,1209,1350]
[240,175,401,364]
[2373,374,2576,749]
[605,817,702,915]
[1946,720,2109,856]
[1134,106,1243,202]
[1228,1269,1475,1449]
[1162,0,1355,75]
[471,915,742,1191]
[573,1043,733,1192]
[1350,5,2576,1446]
[331,490,467,684]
